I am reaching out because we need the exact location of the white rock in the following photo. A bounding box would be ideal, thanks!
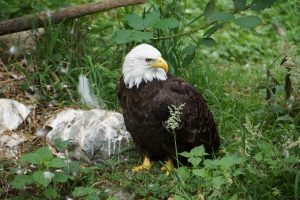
[45,109,132,162]
[0,132,24,159]
[0,99,31,133]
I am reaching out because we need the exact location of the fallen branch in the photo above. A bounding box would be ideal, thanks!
[0,0,146,36]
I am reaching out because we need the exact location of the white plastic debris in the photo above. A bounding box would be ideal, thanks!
[0,99,31,133]
[45,109,132,162]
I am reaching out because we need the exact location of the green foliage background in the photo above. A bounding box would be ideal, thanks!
[0,0,299,199]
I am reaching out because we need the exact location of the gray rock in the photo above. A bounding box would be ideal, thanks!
[45,109,132,162]
[0,99,31,133]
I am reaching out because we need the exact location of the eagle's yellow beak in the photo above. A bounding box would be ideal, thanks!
[151,57,168,72]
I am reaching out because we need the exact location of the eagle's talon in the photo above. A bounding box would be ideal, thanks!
[132,156,152,173]
[160,159,174,176]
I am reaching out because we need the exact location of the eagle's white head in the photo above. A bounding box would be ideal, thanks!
[122,44,169,89]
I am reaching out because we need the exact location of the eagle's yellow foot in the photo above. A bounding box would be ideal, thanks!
[132,156,152,173]
[160,159,174,176]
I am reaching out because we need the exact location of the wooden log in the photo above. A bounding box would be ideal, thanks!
[0,0,146,36]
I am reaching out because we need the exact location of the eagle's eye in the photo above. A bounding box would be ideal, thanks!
[145,58,153,62]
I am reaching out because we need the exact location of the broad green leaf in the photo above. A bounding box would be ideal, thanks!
[72,187,95,197]
[212,176,226,188]
[233,0,247,10]
[211,12,235,22]
[188,157,202,167]
[53,172,73,183]
[124,14,144,30]
[154,18,180,30]
[20,152,41,164]
[113,29,134,44]
[192,168,206,177]
[48,158,67,168]
[66,160,80,174]
[11,175,34,189]
[251,0,276,11]
[176,166,190,181]
[36,147,53,161]
[43,188,59,199]
[21,147,53,164]
[234,16,262,29]
[204,0,216,23]
[33,170,53,187]
[190,146,207,157]
[254,152,263,161]
[179,151,191,158]
[131,30,153,42]
[144,10,160,27]
[53,138,71,151]
[182,44,197,67]
[204,23,223,37]
[219,155,244,168]
[204,159,221,168]
[200,38,217,47]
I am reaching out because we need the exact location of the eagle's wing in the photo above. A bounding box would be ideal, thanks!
[153,76,219,153]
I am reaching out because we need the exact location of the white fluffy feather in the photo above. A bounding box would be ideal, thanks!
[78,74,100,108]
[122,44,167,88]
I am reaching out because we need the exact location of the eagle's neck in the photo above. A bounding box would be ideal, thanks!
[122,59,167,89]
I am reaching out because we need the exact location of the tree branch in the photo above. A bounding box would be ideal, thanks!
[0,0,146,36]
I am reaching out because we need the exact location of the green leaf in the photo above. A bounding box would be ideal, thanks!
[229,193,238,200]
[182,44,197,67]
[219,155,244,168]
[212,176,226,188]
[250,0,276,11]
[33,170,53,187]
[53,172,73,183]
[176,167,190,182]
[48,158,67,168]
[11,175,34,189]
[43,188,58,199]
[37,147,53,160]
[154,18,180,30]
[204,0,216,23]
[72,187,95,197]
[113,29,134,44]
[124,14,144,30]
[254,152,263,161]
[200,38,217,47]
[144,10,160,27]
[179,151,192,158]
[21,147,53,164]
[210,12,235,22]
[234,16,262,29]
[188,157,202,167]
[204,23,223,37]
[131,30,153,42]
[233,0,247,10]
[192,168,206,177]
[190,146,208,157]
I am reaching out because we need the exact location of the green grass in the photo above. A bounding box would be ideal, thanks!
[1,0,299,199]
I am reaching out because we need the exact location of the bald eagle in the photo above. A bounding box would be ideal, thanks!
[117,44,220,173]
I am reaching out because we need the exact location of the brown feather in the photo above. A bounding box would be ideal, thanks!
[117,73,220,160]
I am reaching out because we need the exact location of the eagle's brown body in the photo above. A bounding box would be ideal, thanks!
[117,74,220,160]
